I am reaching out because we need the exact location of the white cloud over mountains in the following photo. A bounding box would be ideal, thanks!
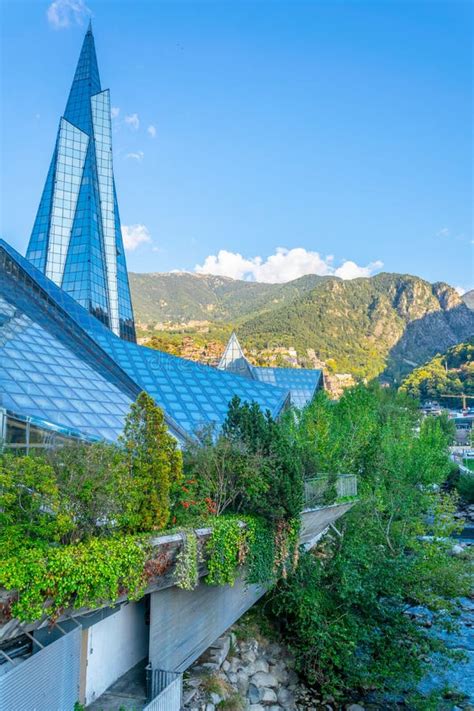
[47,0,90,29]
[195,247,383,283]
[122,224,152,251]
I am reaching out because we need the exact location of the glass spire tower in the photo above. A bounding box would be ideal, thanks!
[26,23,136,342]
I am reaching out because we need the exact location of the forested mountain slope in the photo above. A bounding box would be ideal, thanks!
[400,340,474,403]
[238,274,474,381]
[130,270,474,382]
[129,272,328,325]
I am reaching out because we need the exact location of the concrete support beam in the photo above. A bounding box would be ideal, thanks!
[149,574,265,672]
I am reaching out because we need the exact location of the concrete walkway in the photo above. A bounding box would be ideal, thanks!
[87,658,148,710]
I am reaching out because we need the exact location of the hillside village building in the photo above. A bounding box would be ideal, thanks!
[0,26,340,710]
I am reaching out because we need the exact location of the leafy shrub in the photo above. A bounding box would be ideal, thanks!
[456,473,474,503]
[183,427,268,518]
[47,441,129,541]
[1,535,150,621]
[221,396,303,520]
[0,453,73,542]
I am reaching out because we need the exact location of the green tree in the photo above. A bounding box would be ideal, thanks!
[120,392,182,531]
[183,427,268,517]
[269,385,470,701]
[222,396,303,520]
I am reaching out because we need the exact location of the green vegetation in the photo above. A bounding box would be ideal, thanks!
[240,274,473,381]
[267,386,471,702]
[400,340,474,404]
[120,391,182,531]
[132,270,474,382]
[456,473,474,504]
[130,271,325,326]
[0,394,301,621]
[1,385,471,707]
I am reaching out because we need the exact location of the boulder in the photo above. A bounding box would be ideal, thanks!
[248,683,260,704]
[241,649,257,664]
[253,658,270,674]
[277,686,296,707]
[250,671,279,688]
[259,687,278,704]
[236,671,249,694]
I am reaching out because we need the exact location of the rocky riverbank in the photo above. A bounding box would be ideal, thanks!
[182,508,474,711]
[182,626,365,711]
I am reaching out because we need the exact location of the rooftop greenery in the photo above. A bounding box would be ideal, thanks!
[0,393,305,622]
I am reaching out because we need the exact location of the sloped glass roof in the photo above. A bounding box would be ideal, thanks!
[0,241,289,442]
[218,331,322,408]
[0,256,135,442]
[252,366,322,409]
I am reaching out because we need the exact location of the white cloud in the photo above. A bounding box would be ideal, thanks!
[147,124,157,138]
[47,0,90,29]
[121,224,152,251]
[125,113,140,130]
[126,151,144,161]
[455,286,467,296]
[195,247,383,283]
[334,259,384,280]
[111,106,120,119]
[436,227,450,238]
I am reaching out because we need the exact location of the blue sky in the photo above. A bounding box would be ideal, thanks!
[0,0,472,290]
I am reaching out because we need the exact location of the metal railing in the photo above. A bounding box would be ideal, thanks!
[145,666,182,711]
[303,473,357,510]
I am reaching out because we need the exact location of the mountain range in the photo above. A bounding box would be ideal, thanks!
[129,271,474,382]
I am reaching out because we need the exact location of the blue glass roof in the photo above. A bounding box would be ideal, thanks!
[0,254,136,442]
[252,366,322,409]
[0,241,290,442]
[218,332,322,408]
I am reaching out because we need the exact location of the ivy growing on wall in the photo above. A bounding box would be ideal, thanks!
[174,530,199,590]
[1,536,151,622]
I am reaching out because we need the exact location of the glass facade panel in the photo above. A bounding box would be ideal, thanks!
[45,119,89,284]
[91,90,119,335]
[25,25,136,342]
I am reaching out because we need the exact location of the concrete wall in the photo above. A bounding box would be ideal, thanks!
[85,600,148,705]
[149,575,265,672]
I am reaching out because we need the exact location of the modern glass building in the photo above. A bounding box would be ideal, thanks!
[218,332,323,408]
[26,24,136,342]
[1,27,324,452]
[1,240,290,447]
